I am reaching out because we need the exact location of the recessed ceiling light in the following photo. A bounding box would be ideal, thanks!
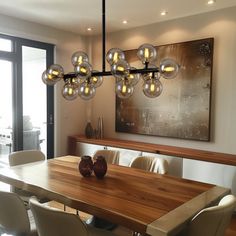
[87,27,92,31]
[161,11,168,16]
[123,20,128,24]
[207,0,216,5]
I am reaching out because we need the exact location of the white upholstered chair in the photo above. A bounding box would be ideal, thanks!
[129,155,168,174]
[8,150,46,206]
[180,194,236,236]
[29,197,116,236]
[0,190,38,236]
[93,149,120,165]
[9,149,45,167]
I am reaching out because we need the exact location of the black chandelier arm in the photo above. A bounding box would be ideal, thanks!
[129,67,160,74]
[63,67,160,81]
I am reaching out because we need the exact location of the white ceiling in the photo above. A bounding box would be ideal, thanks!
[0,0,236,35]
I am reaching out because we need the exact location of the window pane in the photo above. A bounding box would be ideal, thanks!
[0,38,12,52]
[22,46,47,155]
[0,60,13,167]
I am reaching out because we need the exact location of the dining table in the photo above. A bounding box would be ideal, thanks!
[0,155,230,236]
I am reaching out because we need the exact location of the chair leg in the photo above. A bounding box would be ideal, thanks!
[86,216,117,231]
[63,204,79,215]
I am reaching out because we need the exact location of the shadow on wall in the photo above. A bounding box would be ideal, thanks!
[231,172,236,195]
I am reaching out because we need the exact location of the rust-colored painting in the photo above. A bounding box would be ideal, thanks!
[116,38,213,141]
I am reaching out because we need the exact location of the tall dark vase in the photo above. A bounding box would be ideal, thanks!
[93,156,107,179]
[78,155,93,177]
[97,117,104,139]
[85,122,93,138]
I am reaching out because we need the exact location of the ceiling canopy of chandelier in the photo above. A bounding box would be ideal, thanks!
[42,0,180,100]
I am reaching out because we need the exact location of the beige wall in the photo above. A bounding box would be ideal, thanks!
[90,6,236,155]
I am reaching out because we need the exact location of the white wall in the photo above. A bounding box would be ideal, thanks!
[90,6,236,155]
[0,13,88,156]
[183,159,236,195]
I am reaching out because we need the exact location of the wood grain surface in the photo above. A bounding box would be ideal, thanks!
[0,156,229,235]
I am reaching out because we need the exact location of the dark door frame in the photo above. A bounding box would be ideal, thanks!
[0,33,54,158]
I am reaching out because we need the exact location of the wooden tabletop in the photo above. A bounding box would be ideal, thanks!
[0,156,230,235]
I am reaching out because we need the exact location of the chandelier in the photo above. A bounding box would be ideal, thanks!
[42,0,179,100]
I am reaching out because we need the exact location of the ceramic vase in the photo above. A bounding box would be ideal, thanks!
[85,122,93,138]
[93,155,107,179]
[97,117,104,139]
[78,155,93,177]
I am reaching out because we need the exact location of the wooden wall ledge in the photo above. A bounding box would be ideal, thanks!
[67,135,236,166]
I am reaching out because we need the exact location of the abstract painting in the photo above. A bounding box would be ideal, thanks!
[115,38,213,141]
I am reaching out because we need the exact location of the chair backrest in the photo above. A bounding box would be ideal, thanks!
[0,191,31,234]
[29,197,88,236]
[186,194,236,236]
[129,156,168,174]
[9,150,45,167]
[93,149,120,165]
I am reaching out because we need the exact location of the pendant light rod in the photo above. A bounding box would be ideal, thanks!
[102,0,106,72]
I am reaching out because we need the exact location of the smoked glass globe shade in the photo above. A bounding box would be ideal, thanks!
[62,82,79,100]
[90,71,103,88]
[126,67,140,86]
[106,48,125,65]
[143,78,163,98]
[74,61,92,80]
[71,51,89,66]
[111,59,130,79]
[42,64,64,85]
[137,44,157,64]
[115,79,134,99]
[42,70,57,86]
[78,82,96,100]
[160,58,179,79]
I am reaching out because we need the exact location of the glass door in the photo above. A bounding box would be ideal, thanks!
[0,37,14,166]
[0,60,13,164]
[0,34,54,161]
[17,38,54,158]
[22,46,48,155]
